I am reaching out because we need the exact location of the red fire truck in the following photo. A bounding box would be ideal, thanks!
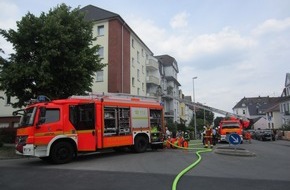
[218,116,250,143]
[14,94,164,164]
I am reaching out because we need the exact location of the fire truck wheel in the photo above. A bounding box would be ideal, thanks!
[134,136,148,153]
[50,141,74,164]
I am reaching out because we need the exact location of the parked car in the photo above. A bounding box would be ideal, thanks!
[255,130,275,141]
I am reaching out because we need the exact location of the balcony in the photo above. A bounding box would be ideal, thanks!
[164,110,174,118]
[146,75,159,85]
[146,58,158,71]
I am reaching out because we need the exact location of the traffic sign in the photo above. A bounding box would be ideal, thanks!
[228,133,242,145]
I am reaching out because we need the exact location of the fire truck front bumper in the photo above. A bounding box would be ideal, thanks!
[16,144,35,156]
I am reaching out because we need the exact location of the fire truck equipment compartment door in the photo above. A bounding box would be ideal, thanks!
[131,107,149,128]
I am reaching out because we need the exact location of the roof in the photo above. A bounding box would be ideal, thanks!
[264,104,280,112]
[155,55,174,65]
[155,55,178,68]
[285,73,290,87]
[80,5,120,22]
[79,5,153,55]
[233,96,281,116]
[184,96,192,102]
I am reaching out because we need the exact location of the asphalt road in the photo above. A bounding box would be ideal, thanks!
[0,140,290,190]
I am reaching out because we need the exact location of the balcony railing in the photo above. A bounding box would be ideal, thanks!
[146,75,159,85]
[146,58,158,71]
[164,110,174,117]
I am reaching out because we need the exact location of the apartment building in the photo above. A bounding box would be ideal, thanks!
[155,54,181,122]
[179,91,193,126]
[0,5,184,128]
[80,5,156,96]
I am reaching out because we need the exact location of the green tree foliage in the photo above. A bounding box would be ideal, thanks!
[165,118,177,134]
[214,116,223,127]
[188,108,215,134]
[0,48,6,69]
[0,4,105,107]
[177,122,186,132]
[196,109,214,125]
[0,48,7,100]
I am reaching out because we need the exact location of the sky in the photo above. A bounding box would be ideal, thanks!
[1,0,290,113]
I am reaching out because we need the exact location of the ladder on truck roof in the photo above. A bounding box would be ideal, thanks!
[70,92,161,103]
[162,94,247,119]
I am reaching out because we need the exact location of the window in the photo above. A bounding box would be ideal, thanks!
[142,49,144,56]
[137,88,140,95]
[69,104,95,130]
[132,39,135,48]
[132,57,135,67]
[98,47,104,58]
[20,107,37,127]
[137,69,140,81]
[132,77,135,87]
[42,109,60,123]
[97,25,104,36]
[96,70,104,82]
[243,109,246,114]
[137,51,140,63]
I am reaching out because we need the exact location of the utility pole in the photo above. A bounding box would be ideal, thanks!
[193,76,197,139]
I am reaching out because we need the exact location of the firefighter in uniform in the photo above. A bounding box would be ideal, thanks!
[183,131,190,148]
[204,124,213,148]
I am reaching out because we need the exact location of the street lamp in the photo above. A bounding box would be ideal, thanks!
[203,103,206,125]
[193,76,198,139]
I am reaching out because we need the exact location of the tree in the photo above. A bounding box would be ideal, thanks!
[214,117,223,127]
[196,108,214,125]
[165,118,177,136]
[187,108,214,137]
[0,4,105,108]
[0,48,7,100]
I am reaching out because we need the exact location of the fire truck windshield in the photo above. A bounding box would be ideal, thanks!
[20,107,37,127]
[222,123,240,129]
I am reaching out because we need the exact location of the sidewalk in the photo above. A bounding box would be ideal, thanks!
[0,143,22,160]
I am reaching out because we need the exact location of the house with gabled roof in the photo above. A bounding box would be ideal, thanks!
[233,96,281,129]
[280,73,290,126]
[265,103,282,129]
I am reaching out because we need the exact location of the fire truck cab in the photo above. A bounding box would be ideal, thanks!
[218,116,250,143]
[15,94,164,164]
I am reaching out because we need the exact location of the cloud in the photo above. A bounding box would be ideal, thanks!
[128,15,289,112]
[0,1,19,30]
[252,17,290,36]
[135,24,256,69]
[170,11,190,29]
[0,0,21,57]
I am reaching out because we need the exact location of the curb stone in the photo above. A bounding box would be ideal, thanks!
[214,146,256,157]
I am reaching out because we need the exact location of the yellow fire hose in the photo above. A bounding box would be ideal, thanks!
[167,140,212,190]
